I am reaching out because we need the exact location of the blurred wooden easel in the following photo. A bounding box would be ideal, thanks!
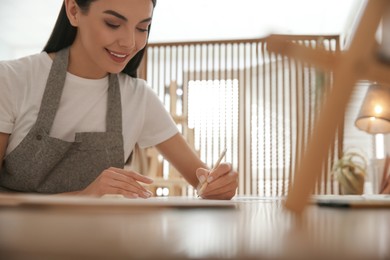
[266,0,390,214]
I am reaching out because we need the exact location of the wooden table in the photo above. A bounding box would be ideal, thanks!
[0,195,389,259]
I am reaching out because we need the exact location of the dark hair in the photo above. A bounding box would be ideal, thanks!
[43,0,157,78]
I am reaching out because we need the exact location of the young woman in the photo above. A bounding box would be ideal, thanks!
[0,0,238,199]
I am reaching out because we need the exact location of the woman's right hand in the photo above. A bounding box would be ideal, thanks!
[78,167,154,198]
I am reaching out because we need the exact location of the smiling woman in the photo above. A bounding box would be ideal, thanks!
[44,0,155,78]
[0,0,239,200]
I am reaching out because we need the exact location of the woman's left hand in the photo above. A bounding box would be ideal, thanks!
[196,163,238,200]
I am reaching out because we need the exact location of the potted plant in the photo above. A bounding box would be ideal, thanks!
[332,151,367,195]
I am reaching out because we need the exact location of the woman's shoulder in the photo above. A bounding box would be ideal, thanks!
[117,73,155,96]
[0,52,52,76]
[118,73,148,86]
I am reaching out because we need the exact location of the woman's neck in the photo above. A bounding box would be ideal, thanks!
[47,47,108,80]
[68,44,108,79]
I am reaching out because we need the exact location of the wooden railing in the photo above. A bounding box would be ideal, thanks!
[137,35,342,196]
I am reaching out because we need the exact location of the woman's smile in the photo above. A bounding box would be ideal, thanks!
[105,48,131,63]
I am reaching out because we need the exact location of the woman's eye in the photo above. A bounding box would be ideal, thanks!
[105,21,120,29]
[137,28,149,33]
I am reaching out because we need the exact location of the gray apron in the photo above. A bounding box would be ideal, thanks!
[0,48,125,193]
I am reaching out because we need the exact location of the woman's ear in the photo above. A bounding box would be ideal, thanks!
[64,0,80,27]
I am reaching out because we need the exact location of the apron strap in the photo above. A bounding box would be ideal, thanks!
[35,48,69,132]
[106,73,122,133]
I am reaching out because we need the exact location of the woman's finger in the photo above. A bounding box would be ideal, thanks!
[196,168,209,186]
[207,163,232,182]
[201,171,238,198]
[105,168,151,192]
[201,182,238,200]
[98,168,154,198]
[107,167,154,184]
[106,177,153,198]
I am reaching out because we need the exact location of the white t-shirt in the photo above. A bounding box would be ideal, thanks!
[0,52,179,161]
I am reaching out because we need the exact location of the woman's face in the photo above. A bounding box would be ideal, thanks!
[66,0,153,78]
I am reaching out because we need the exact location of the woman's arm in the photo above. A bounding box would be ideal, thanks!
[0,133,9,171]
[155,133,238,199]
[155,133,206,188]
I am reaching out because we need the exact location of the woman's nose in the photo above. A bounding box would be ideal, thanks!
[118,30,136,49]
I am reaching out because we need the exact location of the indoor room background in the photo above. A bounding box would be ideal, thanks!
[0,0,385,196]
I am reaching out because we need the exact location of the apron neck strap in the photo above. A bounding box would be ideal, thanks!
[35,47,69,132]
[107,73,122,133]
